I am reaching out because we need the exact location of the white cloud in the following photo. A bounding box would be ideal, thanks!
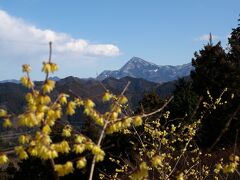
[0,9,120,57]
[0,9,121,80]
[194,34,220,42]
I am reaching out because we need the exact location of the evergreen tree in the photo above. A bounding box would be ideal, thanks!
[191,39,229,98]
[227,16,240,95]
[170,78,199,121]
[137,91,165,114]
[190,27,240,147]
[228,16,240,62]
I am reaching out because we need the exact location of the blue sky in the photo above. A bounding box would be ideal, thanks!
[0,0,239,80]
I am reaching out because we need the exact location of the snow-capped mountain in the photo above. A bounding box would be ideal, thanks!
[97,57,193,83]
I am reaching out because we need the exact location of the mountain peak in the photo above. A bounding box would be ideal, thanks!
[97,57,193,83]
[120,57,158,73]
[129,56,146,63]
[127,56,156,66]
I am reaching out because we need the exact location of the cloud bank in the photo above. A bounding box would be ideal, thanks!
[0,10,120,57]
[0,9,121,80]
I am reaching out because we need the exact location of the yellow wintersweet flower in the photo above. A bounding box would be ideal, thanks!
[92,145,105,162]
[85,99,95,108]
[25,93,35,104]
[54,161,74,176]
[3,118,12,128]
[223,163,237,173]
[50,63,58,72]
[0,154,8,165]
[102,92,112,102]
[36,105,48,113]
[15,146,28,160]
[42,62,51,73]
[46,108,61,123]
[22,64,31,73]
[152,154,165,167]
[75,135,86,144]
[62,126,72,137]
[52,141,70,154]
[42,125,51,134]
[19,135,30,144]
[130,162,149,180]
[18,113,36,127]
[76,157,87,169]
[122,118,132,128]
[110,112,118,120]
[0,109,7,117]
[133,116,142,126]
[85,142,94,150]
[73,144,85,154]
[42,80,55,94]
[106,124,117,134]
[49,150,58,159]
[214,163,222,174]
[119,95,128,104]
[92,145,103,155]
[177,173,184,180]
[229,154,239,162]
[95,117,104,126]
[59,94,68,105]
[20,76,34,89]
[36,112,44,122]
[38,95,51,105]
[28,147,38,157]
[66,101,76,115]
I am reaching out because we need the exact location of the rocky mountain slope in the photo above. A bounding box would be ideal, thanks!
[97,57,193,83]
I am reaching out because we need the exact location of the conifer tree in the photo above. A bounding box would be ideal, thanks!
[191,38,229,98]
[170,78,198,121]
[191,23,240,147]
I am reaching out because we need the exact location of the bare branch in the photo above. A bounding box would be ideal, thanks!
[88,81,131,180]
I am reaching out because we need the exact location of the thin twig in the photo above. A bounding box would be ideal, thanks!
[234,129,239,155]
[132,125,145,149]
[141,96,173,118]
[108,96,174,125]
[88,81,131,180]
[45,42,52,82]
[49,42,52,63]
[166,138,192,178]
[46,42,59,180]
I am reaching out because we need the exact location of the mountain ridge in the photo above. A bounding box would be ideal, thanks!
[97,57,193,83]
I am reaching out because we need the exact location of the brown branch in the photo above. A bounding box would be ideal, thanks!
[98,80,108,92]
[45,41,52,82]
[88,81,131,180]
[141,96,173,118]
[167,138,192,178]
[108,96,174,126]
[49,41,52,63]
